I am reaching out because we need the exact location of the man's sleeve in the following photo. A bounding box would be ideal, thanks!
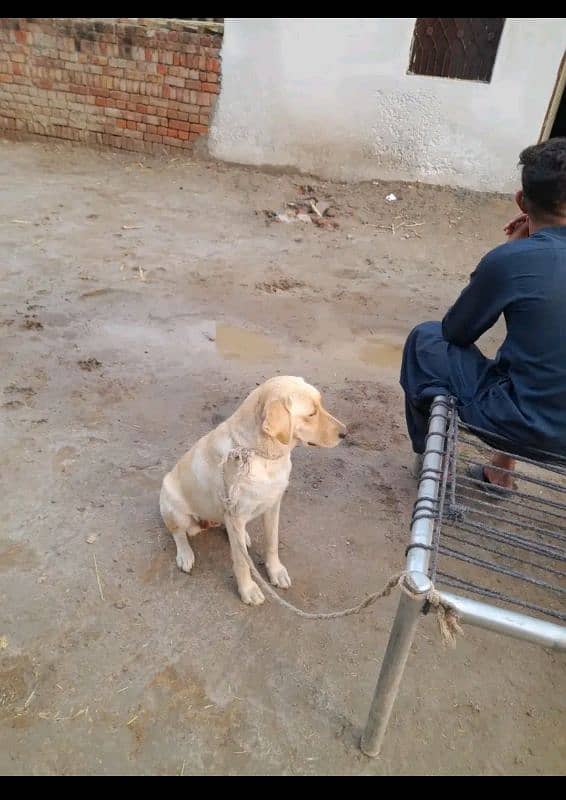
[442,249,510,347]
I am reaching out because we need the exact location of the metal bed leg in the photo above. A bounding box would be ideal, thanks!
[361,396,450,757]
[360,572,431,757]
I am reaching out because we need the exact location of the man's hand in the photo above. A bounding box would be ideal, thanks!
[504,212,529,240]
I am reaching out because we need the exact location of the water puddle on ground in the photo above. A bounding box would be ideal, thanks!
[358,335,403,370]
[214,324,280,362]
[212,322,402,372]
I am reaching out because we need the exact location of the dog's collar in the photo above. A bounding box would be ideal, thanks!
[229,444,288,462]
[222,445,288,515]
[252,448,288,461]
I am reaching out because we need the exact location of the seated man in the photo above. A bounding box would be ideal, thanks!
[401,138,566,489]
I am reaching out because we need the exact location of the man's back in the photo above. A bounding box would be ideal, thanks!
[401,138,566,471]
[442,226,566,451]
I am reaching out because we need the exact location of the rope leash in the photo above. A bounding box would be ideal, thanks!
[223,445,463,646]
[238,545,462,646]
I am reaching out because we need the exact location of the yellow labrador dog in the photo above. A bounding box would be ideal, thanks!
[160,376,347,605]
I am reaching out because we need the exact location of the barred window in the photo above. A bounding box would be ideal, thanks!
[408,18,505,83]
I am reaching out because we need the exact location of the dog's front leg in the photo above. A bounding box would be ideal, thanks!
[224,515,265,606]
[263,498,291,589]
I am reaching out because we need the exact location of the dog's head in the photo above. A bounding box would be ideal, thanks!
[259,376,347,448]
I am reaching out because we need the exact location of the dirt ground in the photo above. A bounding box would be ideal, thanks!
[0,139,564,776]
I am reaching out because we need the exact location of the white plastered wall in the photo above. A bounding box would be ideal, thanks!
[210,18,566,192]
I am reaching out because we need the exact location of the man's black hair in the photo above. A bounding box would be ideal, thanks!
[519,137,566,218]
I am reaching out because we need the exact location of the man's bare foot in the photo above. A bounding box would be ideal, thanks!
[483,453,516,489]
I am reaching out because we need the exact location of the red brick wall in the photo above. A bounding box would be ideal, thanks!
[0,17,223,153]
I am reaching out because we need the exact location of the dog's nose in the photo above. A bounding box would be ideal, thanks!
[339,430,347,439]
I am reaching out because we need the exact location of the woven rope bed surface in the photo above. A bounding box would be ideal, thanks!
[417,399,566,624]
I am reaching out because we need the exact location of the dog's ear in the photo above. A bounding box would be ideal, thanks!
[262,398,292,445]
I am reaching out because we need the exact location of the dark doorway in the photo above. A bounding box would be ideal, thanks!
[541,53,566,142]
[550,84,566,138]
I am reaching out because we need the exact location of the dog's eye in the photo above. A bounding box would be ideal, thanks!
[309,409,317,417]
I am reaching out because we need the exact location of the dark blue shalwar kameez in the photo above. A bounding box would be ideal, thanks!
[400,227,566,456]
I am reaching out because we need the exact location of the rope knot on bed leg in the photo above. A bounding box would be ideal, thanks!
[424,587,464,647]
[400,571,463,647]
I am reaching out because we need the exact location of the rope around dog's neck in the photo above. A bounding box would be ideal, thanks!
[222,448,462,646]
[231,442,288,462]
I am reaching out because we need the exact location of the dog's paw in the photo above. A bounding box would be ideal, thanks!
[267,561,292,589]
[176,551,195,573]
[239,581,265,606]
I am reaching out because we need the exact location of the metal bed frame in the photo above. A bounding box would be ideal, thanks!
[361,395,566,757]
